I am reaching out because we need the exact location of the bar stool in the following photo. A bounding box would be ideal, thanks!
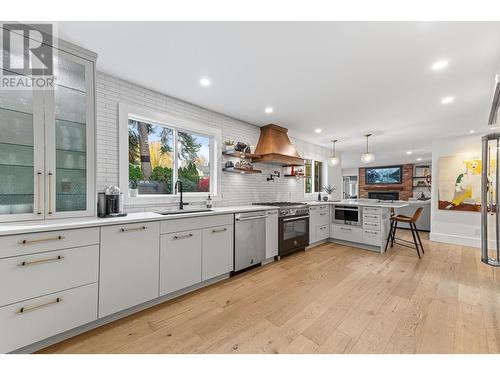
[384,207,424,258]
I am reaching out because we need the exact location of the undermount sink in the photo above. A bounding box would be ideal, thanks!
[156,209,214,215]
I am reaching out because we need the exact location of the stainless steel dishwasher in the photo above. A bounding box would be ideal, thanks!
[234,211,267,272]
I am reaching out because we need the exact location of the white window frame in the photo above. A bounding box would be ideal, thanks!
[304,157,327,196]
[119,102,222,206]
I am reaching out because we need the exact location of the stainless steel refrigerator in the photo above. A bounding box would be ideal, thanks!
[481,133,500,266]
[481,75,500,266]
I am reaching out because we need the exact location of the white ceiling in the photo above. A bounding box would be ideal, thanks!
[57,22,500,168]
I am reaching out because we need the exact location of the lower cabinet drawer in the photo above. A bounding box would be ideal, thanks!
[0,283,98,353]
[363,229,381,246]
[363,221,381,230]
[0,245,99,307]
[160,229,202,295]
[363,213,381,224]
[316,211,330,226]
[316,224,329,241]
[331,225,363,243]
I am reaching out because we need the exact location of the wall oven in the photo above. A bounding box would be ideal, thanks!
[279,214,309,257]
[333,205,361,226]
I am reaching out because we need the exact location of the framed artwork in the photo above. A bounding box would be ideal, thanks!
[438,155,481,212]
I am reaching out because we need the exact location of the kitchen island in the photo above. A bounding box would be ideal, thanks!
[307,200,409,253]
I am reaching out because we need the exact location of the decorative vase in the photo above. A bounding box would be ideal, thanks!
[129,188,138,197]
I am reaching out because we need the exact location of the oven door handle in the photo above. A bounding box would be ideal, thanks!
[282,215,310,222]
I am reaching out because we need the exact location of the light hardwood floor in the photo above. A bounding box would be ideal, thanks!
[39,231,500,354]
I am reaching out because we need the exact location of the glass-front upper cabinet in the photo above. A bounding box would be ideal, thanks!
[0,35,45,221]
[44,49,95,218]
[0,28,96,222]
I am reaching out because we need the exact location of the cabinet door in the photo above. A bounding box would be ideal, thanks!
[160,229,202,295]
[44,50,95,218]
[316,224,329,242]
[99,222,160,318]
[202,224,233,281]
[265,210,278,258]
[0,34,45,222]
[309,207,318,243]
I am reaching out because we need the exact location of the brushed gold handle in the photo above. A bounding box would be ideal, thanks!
[173,233,193,240]
[19,235,64,245]
[36,171,42,215]
[320,213,327,216]
[120,226,146,232]
[18,255,64,267]
[48,172,54,215]
[212,228,227,233]
[17,297,63,314]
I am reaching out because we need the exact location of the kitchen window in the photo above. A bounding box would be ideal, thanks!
[119,103,221,204]
[304,159,324,194]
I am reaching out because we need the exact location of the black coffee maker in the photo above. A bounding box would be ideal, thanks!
[97,185,127,218]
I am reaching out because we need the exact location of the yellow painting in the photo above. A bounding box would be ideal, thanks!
[438,156,481,212]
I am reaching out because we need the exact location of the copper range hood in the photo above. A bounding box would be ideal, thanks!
[254,124,304,166]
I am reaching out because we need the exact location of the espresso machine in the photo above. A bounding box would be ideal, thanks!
[97,185,127,218]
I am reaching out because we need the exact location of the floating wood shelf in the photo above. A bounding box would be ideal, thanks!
[222,150,260,160]
[283,174,309,178]
[222,167,262,174]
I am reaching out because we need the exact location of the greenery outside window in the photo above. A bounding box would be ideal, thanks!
[120,103,221,204]
[304,159,324,194]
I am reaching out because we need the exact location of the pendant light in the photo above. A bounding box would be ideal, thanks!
[329,140,340,166]
[361,134,375,163]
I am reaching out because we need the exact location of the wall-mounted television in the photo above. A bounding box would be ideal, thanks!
[365,166,402,184]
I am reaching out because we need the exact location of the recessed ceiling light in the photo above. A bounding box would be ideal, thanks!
[431,59,449,71]
[441,96,455,104]
[264,106,273,114]
[315,128,322,134]
[199,78,211,87]
[406,151,412,155]
[469,130,475,134]
[416,157,422,161]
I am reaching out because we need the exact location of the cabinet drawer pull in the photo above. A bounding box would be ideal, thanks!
[340,227,352,231]
[19,235,64,245]
[173,233,193,240]
[320,213,327,216]
[18,255,64,267]
[365,222,378,226]
[364,214,379,219]
[17,297,63,314]
[212,228,228,233]
[120,226,147,232]
[365,230,379,235]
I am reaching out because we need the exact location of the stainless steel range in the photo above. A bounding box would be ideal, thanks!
[253,202,310,257]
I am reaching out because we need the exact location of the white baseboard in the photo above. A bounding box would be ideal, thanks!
[430,232,481,248]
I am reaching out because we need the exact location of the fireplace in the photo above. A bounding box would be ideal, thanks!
[368,191,399,201]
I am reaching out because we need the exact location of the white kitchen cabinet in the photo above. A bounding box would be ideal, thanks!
[0,282,98,353]
[0,244,99,307]
[202,224,233,280]
[316,224,329,242]
[265,209,279,258]
[309,205,329,244]
[160,229,202,295]
[0,32,96,222]
[331,224,363,243]
[99,222,160,318]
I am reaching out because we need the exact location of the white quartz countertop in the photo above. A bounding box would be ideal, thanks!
[0,205,277,236]
[305,200,409,208]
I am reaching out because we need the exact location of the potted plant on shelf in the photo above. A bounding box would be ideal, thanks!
[224,140,235,152]
[322,185,336,201]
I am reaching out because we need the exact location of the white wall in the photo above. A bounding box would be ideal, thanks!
[430,133,483,247]
[95,72,342,211]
